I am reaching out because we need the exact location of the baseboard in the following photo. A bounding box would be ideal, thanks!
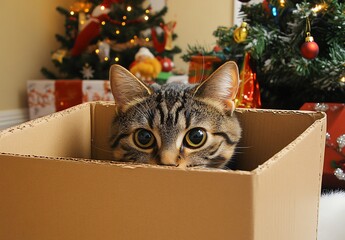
[0,108,29,130]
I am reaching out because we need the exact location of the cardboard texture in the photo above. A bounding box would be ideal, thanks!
[0,102,326,240]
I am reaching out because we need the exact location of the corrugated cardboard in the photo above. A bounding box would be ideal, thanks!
[0,102,326,240]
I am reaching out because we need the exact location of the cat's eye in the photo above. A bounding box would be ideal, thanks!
[133,129,155,149]
[184,128,207,149]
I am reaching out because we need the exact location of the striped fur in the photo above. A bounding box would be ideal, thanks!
[109,62,242,168]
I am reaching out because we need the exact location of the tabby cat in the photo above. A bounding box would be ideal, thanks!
[109,62,345,240]
[109,61,241,168]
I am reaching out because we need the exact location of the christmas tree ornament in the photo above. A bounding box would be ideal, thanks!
[97,40,110,61]
[71,0,121,56]
[164,21,176,51]
[235,52,261,108]
[233,22,248,43]
[300,18,319,60]
[213,45,222,53]
[81,63,95,79]
[151,21,177,52]
[129,47,162,84]
[159,57,174,72]
[51,49,67,63]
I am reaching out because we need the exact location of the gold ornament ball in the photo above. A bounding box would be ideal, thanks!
[233,22,248,43]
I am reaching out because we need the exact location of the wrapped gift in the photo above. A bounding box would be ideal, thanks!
[27,80,56,119]
[55,81,83,112]
[300,103,345,189]
[188,56,222,83]
[27,80,114,120]
[82,80,113,102]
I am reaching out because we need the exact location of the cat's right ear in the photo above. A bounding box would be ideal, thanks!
[109,64,152,107]
[193,61,240,114]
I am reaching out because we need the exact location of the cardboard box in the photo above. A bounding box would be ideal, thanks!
[0,102,326,240]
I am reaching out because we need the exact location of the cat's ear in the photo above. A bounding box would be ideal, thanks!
[109,64,153,107]
[193,61,240,112]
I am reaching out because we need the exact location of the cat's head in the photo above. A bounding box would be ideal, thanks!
[109,61,241,168]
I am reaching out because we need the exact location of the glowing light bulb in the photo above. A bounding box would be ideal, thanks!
[70,11,75,15]
[115,57,119,62]
[144,15,149,21]
[104,57,109,61]
[95,49,100,54]
[123,16,127,20]
[312,4,325,13]
[122,22,126,26]
[272,7,277,17]
[280,0,285,7]
[340,76,345,83]
[145,9,150,14]
[100,5,105,10]
[85,8,89,13]
[115,30,120,34]
[130,39,135,44]
[127,6,132,12]
[101,21,106,25]
[145,37,150,42]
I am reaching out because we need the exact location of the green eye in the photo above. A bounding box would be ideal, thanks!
[134,129,155,149]
[184,128,207,148]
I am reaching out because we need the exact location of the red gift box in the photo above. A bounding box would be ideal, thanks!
[55,81,83,112]
[300,103,345,189]
[188,56,222,84]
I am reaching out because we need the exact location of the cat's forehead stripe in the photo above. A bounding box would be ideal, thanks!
[153,88,190,127]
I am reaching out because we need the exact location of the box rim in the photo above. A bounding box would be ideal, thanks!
[0,102,326,176]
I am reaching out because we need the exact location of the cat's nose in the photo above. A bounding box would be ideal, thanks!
[159,150,179,166]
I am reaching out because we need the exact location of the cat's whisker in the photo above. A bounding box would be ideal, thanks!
[235,146,252,149]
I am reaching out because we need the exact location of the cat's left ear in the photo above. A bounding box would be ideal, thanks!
[193,61,240,113]
[109,64,152,108]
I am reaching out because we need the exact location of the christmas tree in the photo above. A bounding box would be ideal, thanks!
[183,0,345,109]
[42,0,180,80]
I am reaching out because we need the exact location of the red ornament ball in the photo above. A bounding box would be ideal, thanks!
[300,41,319,60]
[160,57,174,72]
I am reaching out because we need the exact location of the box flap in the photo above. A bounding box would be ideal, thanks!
[252,112,326,240]
[235,109,325,171]
[91,102,116,160]
[0,103,92,159]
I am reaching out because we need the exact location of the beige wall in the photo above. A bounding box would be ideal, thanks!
[0,0,234,111]
[0,0,74,111]
[166,0,234,72]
